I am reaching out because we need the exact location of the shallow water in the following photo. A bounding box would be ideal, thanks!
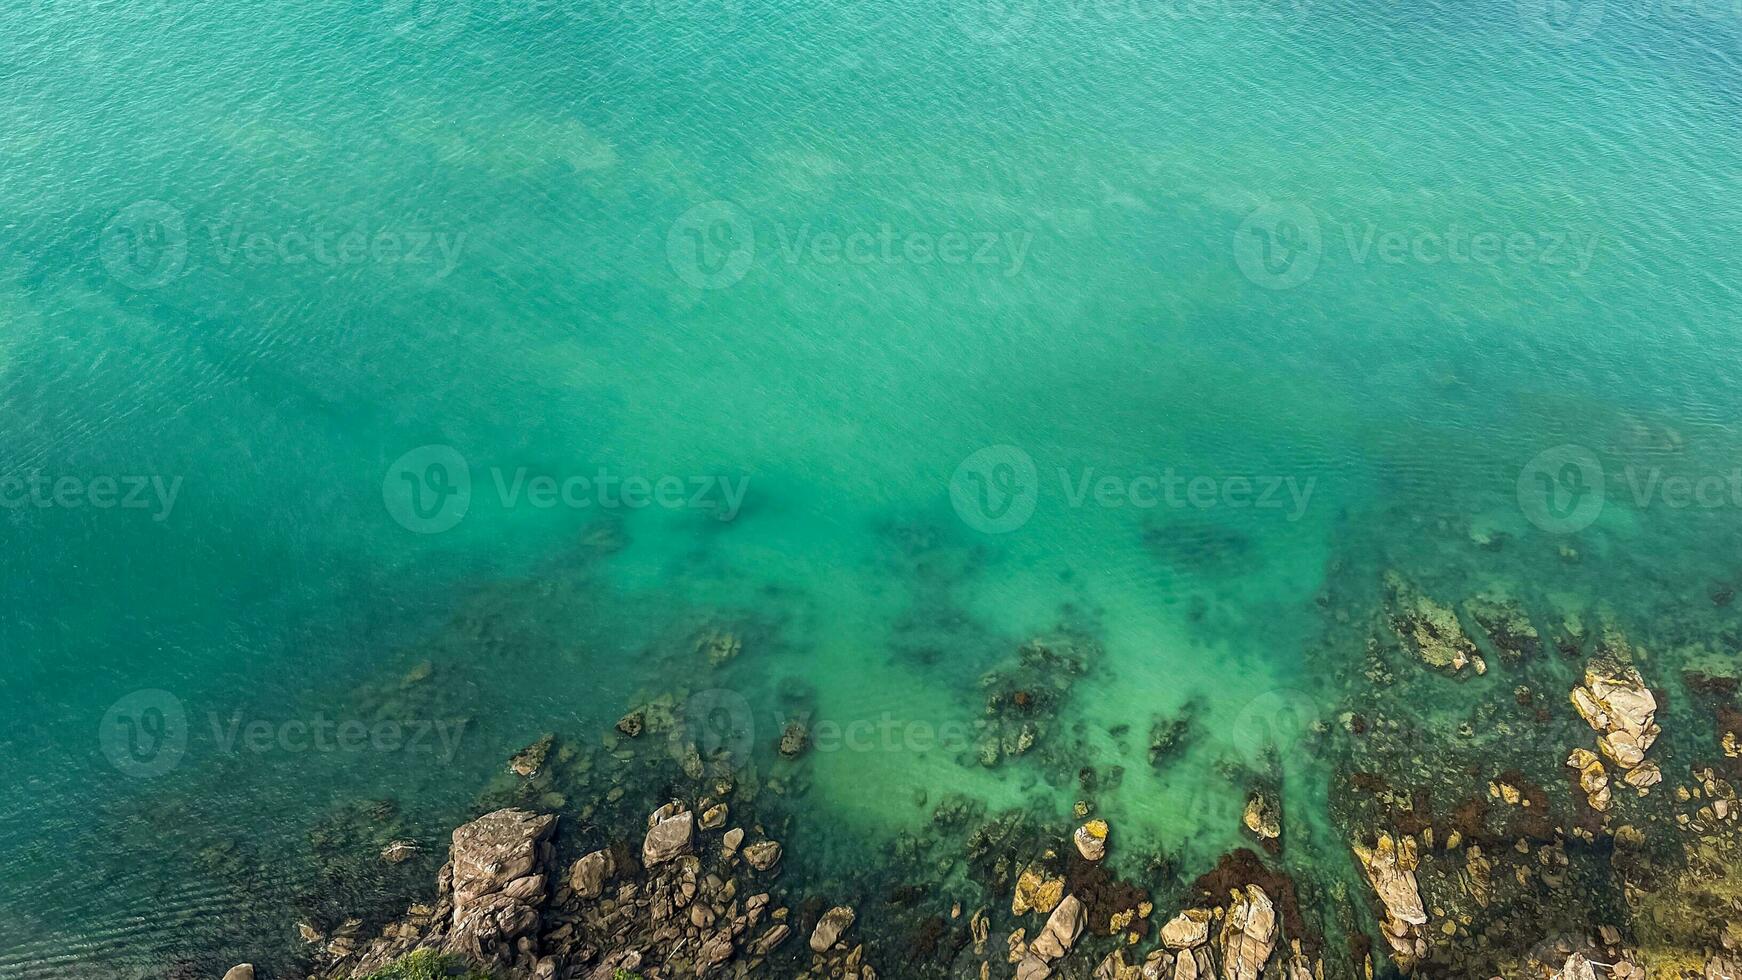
[3,0,1742,974]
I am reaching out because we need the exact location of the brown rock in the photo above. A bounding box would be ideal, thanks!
[810,905,856,952]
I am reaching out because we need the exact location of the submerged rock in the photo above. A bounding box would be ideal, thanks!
[779,718,810,758]
[1384,572,1484,676]
[506,734,555,778]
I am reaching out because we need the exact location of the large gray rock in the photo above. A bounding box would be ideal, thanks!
[643,802,695,867]
[809,905,856,952]
[569,849,614,900]
[221,967,255,980]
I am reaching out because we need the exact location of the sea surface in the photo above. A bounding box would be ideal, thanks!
[3,0,1742,975]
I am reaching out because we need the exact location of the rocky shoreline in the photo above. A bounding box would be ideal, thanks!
[192,555,1742,980]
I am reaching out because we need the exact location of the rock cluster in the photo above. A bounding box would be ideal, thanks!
[1384,573,1485,676]
[1217,885,1278,980]
[1352,832,1427,968]
[1570,661,1662,801]
[318,802,871,980]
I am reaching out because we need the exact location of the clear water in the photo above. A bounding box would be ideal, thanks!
[3,0,1742,974]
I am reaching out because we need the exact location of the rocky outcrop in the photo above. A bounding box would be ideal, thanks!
[1353,832,1427,968]
[446,808,557,970]
[316,798,880,980]
[1217,885,1277,980]
[1571,661,1662,797]
[1242,795,1280,843]
[1385,573,1485,676]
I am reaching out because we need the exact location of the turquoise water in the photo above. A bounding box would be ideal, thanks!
[3,0,1742,974]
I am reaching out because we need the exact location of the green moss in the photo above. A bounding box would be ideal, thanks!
[355,949,493,980]
[612,970,645,980]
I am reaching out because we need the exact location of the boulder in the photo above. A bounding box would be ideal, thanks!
[221,967,255,980]
[1161,909,1213,949]
[1030,894,1085,961]
[1352,833,1427,967]
[643,803,695,867]
[1074,820,1109,862]
[1217,885,1277,980]
[1016,954,1054,980]
[742,840,782,872]
[810,905,856,952]
[1242,795,1281,842]
[569,849,614,900]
